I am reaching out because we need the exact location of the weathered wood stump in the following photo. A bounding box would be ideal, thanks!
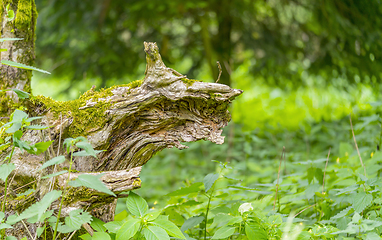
[1,42,242,238]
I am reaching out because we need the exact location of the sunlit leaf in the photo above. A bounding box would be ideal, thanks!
[166,182,203,197]
[211,226,235,239]
[203,173,219,192]
[116,218,140,240]
[65,209,92,230]
[125,191,148,217]
[41,170,68,179]
[69,174,116,197]
[90,217,107,232]
[152,217,186,239]
[92,232,111,240]
[181,216,204,232]
[0,163,15,181]
[352,192,373,213]
[142,225,169,240]
[1,60,51,74]
[75,141,98,158]
[39,155,66,170]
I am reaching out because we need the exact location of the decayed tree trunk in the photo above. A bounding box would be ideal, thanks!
[0,2,243,239]
[1,41,242,239]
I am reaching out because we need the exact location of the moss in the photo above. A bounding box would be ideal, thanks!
[29,81,143,138]
[15,0,33,31]
[181,78,200,86]
[63,186,114,208]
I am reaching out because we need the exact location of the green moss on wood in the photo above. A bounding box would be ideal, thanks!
[29,80,143,137]
[181,78,199,86]
[15,0,33,30]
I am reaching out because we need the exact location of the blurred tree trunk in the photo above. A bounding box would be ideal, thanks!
[215,0,232,86]
[0,0,37,117]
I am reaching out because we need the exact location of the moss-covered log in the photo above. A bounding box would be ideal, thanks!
[1,41,242,239]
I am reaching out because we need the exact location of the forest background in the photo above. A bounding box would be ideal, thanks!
[28,0,382,239]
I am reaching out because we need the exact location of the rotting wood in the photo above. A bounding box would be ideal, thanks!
[1,42,242,238]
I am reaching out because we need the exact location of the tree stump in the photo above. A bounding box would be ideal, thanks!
[1,41,242,238]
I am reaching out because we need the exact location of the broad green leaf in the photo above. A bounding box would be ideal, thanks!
[0,163,15,181]
[144,209,162,221]
[16,189,35,197]
[30,141,54,155]
[211,226,235,239]
[331,206,353,219]
[5,122,21,133]
[0,38,23,42]
[92,232,111,240]
[5,236,17,240]
[69,174,116,196]
[125,191,148,217]
[65,209,92,230]
[181,216,204,232]
[90,217,107,232]
[104,221,123,233]
[0,223,12,230]
[11,109,28,122]
[1,60,51,74]
[25,116,42,123]
[42,170,68,179]
[142,225,170,240]
[73,150,104,157]
[14,190,62,223]
[166,182,203,196]
[39,155,66,170]
[27,210,52,224]
[79,233,92,240]
[0,212,4,222]
[152,218,186,239]
[366,232,381,240]
[116,218,140,240]
[245,223,267,240]
[25,125,50,130]
[204,173,219,192]
[76,141,97,158]
[352,192,373,213]
[52,222,76,233]
[36,226,46,237]
[11,89,29,99]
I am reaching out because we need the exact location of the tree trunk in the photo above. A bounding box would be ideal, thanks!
[1,38,242,238]
[0,0,37,117]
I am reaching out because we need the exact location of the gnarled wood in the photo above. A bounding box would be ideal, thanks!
[2,42,242,239]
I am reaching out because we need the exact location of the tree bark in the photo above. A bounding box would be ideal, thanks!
[1,40,242,239]
[0,0,37,116]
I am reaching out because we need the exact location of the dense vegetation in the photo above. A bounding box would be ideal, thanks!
[2,0,382,239]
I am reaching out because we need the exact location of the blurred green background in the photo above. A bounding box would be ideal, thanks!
[31,0,382,204]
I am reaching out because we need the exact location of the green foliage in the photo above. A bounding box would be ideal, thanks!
[69,174,117,197]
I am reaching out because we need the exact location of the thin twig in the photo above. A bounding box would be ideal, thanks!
[322,148,331,194]
[67,230,78,240]
[294,204,317,218]
[21,219,34,239]
[349,114,366,176]
[57,113,62,157]
[274,146,285,211]
[82,223,94,236]
[215,61,222,83]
